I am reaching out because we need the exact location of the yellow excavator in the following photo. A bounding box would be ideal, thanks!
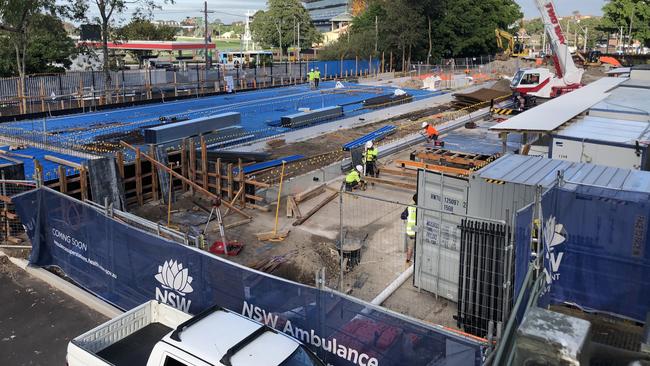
[495,28,528,60]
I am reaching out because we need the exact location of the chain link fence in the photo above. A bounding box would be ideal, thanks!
[0,179,36,248]
[337,185,514,340]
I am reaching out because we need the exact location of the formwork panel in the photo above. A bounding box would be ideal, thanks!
[143,112,241,144]
[280,106,343,128]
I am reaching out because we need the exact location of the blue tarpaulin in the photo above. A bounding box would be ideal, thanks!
[14,187,484,366]
[514,185,650,322]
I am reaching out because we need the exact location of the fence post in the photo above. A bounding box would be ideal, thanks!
[121,69,126,102]
[195,65,200,97]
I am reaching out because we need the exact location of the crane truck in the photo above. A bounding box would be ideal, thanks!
[510,0,585,98]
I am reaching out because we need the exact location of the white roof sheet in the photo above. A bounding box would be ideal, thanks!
[490,77,627,133]
[554,116,650,145]
[590,86,650,117]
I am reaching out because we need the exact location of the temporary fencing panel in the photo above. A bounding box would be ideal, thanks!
[14,187,484,366]
[514,185,650,322]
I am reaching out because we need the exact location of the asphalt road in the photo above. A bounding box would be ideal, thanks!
[0,256,107,365]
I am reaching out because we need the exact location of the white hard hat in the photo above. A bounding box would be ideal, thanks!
[421,121,429,128]
[356,165,363,173]
[311,68,314,71]
[365,141,373,148]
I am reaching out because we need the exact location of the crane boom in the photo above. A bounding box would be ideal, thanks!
[534,0,583,85]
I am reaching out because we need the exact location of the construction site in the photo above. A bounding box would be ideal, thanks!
[1,0,650,365]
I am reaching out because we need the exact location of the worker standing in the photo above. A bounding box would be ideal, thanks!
[422,122,439,143]
[362,140,379,178]
[314,67,321,89]
[345,165,365,191]
[401,193,418,263]
[308,68,315,89]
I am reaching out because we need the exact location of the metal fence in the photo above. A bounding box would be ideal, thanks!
[0,179,36,248]
[337,186,514,340]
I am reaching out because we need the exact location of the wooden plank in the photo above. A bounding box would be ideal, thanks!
[286,196,302,219]
[379,167,418,178]
[294,184,325,203]
[216,158,222,194]
[227,163,233,200]
[364,176,417,190]
[135,147,143,206]
[224,218,252,230]
[79,167,89,201]
[396,160,471,177]
[238,158,245,208]
[116,151,125,179]
[189,138,196,183]
[120,141,252,219]
[201,136,208,190]
[223,186,244,217]
[181,138,188,191]
[293,191,338,226]
[149,145,159,201]
[44,155,83,170]
[58,166,67,194]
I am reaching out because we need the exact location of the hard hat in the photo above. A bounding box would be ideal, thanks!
[311,68,314,71]
[365,141,373,149]
[356,165,363,173]
[421,121,429,128]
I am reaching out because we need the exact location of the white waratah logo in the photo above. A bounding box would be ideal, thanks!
[543,216,567,285]
[155,260,194,294]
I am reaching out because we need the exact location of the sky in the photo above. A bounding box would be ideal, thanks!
[74,0,607,24]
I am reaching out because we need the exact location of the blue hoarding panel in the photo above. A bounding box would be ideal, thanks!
[14,188,484,366]
[513,185,650,322]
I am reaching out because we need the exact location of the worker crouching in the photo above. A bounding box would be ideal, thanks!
[345,165,366,191]
[422,122,439,143]
[363,140,379,178]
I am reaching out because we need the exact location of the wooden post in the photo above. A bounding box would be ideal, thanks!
[116,151,125,179]
[216,158,222,195]
[200,136,208,190]
[79,167,88,201]
[189,138,196,183]
[227,163,233,200]
[238,158,245,207]
[180,138,188,191]
[149,144,159,201]
[135,147,143,206]
[58,166,67,194]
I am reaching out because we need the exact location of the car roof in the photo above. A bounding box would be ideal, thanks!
[163,310,298,366]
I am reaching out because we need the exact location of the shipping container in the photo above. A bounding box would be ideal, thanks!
[468,154,650,221]
[550,116,650,170]
[414,170,469,301]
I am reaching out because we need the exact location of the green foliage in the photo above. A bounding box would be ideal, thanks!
[117,19,177,41]
[251,0,322,53]
[601,0,650,47]
[0,12,75,76]
[320,0,522,63]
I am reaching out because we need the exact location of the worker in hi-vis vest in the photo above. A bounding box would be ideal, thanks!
[345,165,365,191]
[362,140,379,178]
[401,193,418,263]
[314,67,321,89]
[422,121,439,143]
[308,69,315,89]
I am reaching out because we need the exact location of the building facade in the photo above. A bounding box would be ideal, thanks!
[302,0,351,33]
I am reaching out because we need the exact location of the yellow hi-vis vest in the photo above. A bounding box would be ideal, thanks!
[308,71,315,81]
[364,147,378,162]
[345,169,360,184]
[406,205,417,237]
[314,70,321,79]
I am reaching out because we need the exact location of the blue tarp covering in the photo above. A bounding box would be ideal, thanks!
[342,125,396,151]
[14,187,484,366]
[233,155,305,175]
[514,185,650,322]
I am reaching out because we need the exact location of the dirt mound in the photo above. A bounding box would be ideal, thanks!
[398,78,423,89]
[491,78,513,92]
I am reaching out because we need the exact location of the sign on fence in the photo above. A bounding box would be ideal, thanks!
[514,185,650,322]
[14,187,484,366]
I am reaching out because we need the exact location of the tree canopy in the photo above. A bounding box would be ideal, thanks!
[251,0,322,56]
[601,0,650,48]
[320,0,522,65]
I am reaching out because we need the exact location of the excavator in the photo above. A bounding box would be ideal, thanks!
[495,28,529,59]
[510,0,584,98]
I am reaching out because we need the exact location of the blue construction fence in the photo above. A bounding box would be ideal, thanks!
[14,187,485,366]
[514,185,650,323]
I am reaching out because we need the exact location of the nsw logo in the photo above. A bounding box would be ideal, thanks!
[155,260,193,312]
[542,216,567,286]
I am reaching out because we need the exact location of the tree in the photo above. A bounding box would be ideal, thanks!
[73,0,175,101]
[116,19,178,67]
[251,0,322,61]
[601,0,650,49]
[0,0,59,110]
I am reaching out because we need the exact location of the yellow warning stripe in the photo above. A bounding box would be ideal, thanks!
[491,108,515,115]
[484,178,506,185]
